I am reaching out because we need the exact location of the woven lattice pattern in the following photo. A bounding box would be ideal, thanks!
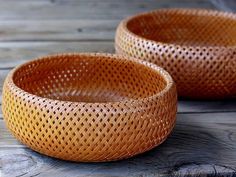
[2,53,177,162]
[115,8,236,99]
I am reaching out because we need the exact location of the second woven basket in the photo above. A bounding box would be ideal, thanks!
[115,8,236,99]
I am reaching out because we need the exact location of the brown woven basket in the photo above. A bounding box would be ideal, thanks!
[2,53,177,162]
[115,8,236,99]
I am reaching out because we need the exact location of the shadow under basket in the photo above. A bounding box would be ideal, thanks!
[115,8,236,99]
[2,53,177,162]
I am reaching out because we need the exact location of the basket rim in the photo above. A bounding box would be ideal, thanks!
[119,8,236,49]
[5,53,175,106]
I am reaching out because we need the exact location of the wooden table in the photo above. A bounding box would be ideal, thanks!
[0,0,236,176]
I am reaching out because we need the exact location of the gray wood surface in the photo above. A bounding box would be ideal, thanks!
[0,0,215,20]
[0,42,114,69]
[0,20,118,42]
[0,0,236,177]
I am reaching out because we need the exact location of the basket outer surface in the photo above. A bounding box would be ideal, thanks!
[115,8,236,99]
[2,53,177,162]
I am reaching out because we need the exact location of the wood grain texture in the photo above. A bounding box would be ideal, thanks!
[0,41,114,69]
[0,0,215,20]
[1,112,236,177]
[0,20,118,42]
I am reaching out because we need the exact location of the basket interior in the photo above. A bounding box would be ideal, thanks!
[12,54,167,103]
[127,10,236,46]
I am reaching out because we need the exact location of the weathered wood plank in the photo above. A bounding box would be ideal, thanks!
[0,0,215,20]
[0,41,114,69]
[0,119,22,147]
[0,70,8,92]
[1,112,236,177]
[0,20,118,42]
[178,99,236,113]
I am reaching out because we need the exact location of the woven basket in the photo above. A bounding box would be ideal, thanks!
[115,8,236,99]
[2,53,177,162]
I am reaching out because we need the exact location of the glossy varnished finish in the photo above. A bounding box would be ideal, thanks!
[115,8,236,99]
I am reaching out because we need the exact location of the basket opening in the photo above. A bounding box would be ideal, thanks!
[12,55,167,103]
[127,10,236,46]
